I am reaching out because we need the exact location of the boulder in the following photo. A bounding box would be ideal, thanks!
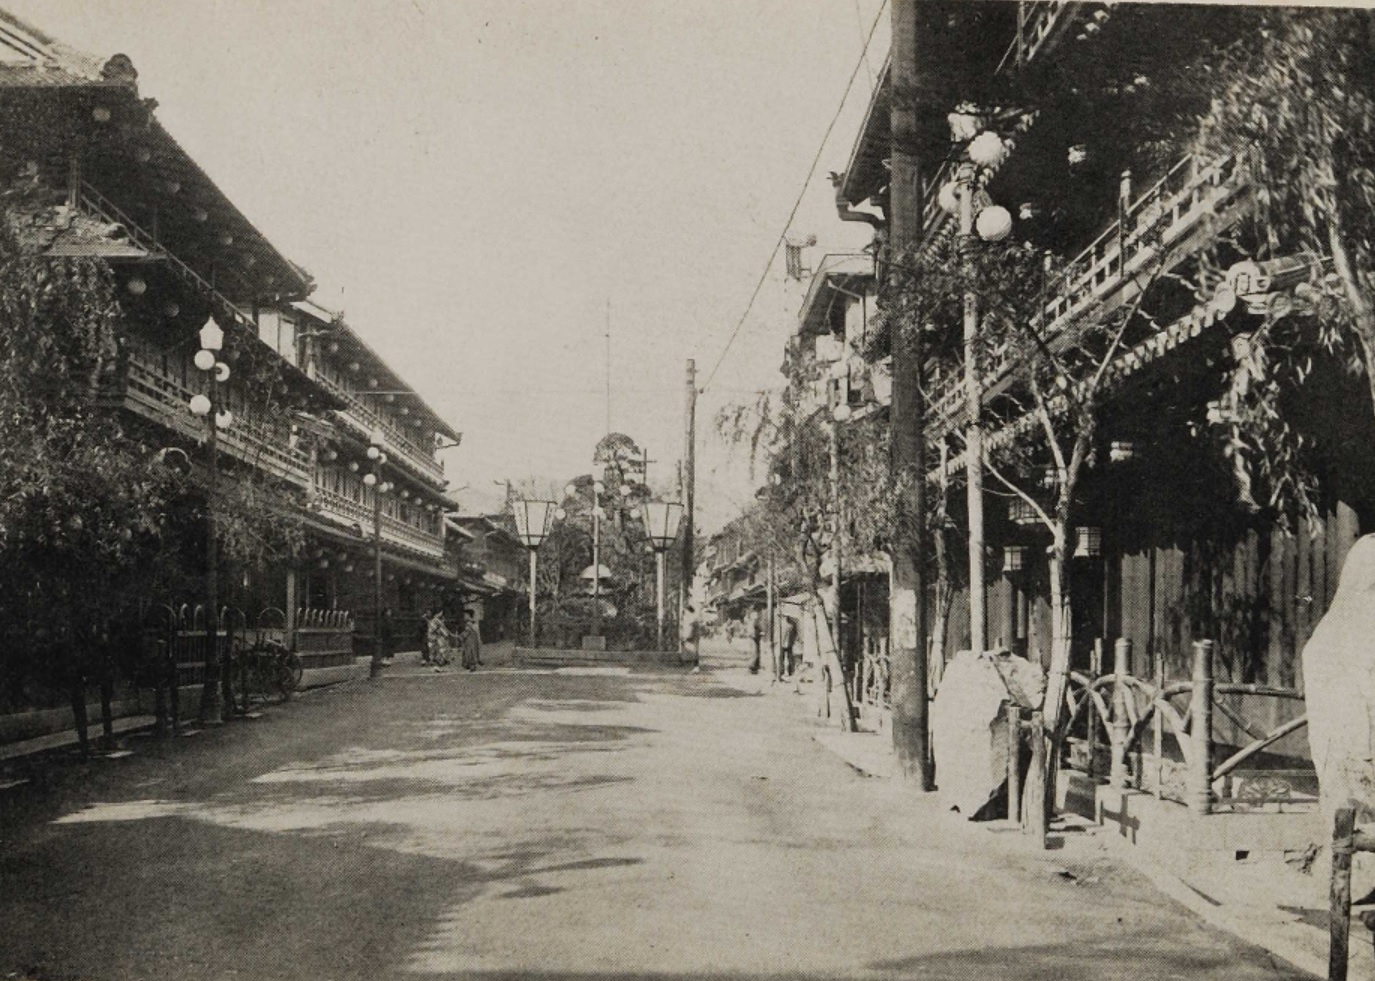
[1303,534,1375,888]
[931,649,1045,818]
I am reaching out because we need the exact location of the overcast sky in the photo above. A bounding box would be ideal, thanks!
[7,0,887,527]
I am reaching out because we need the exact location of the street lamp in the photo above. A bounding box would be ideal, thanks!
[512,498,557,644]
[641,500,684,650]
[190,314,232,723]
[364,430,389,677]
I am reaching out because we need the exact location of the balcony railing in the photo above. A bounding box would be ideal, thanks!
[313,487,445,561]
[925,152,1251,434]
[314,374,445,485]
[121,356,311,486]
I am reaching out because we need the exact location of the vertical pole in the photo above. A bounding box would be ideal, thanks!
[1190,639,1214,815]
[200,370,224,724]
[1153,657,1165,799]
[529,548,538,645]
[830,414,844,695]
[592,484,601,637]
[656,550,666,651]
[371,469,383,678]
[1025,710,1047,845]
[680,359,696,635]
[1110,638,1132,789]
[1331,806,1356,981]
[767,555,777,679]
[1087,638,1103,781]
[888,0,933,790]
[1007,702,1022,826]
[961,180,987,656]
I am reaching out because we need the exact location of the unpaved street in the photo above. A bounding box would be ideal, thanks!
[1,664,1305,980]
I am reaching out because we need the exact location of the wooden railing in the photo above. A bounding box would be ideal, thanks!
[314,374,445,484]
[926,152,1251,435]
[1063,638,1310,816]
[312,487,445,560]
[122,356,312,486]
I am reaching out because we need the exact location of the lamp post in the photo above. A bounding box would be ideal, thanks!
[566,479,607,637]
[641,500,684,650]
[364,431,390,677]
[512,498,557,644]
[189,315,233,724]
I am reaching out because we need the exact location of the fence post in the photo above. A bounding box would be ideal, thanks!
[1153,657,1164,799]
[1110,638,1132,789]
[1189,639,1214,816]
[1087,638,1103,781]
[1006,702,1022,827]
[1025,710,1047,846]
[1331,806,1356,981]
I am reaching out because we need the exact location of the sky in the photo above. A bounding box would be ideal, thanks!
[6,0,888,528]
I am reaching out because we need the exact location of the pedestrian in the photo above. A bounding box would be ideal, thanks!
[460,609,483,671]
[378,608,395,666]
[680,604,701,668]
[749,608,762,674]
[780,614,798,679]
[427,610,450,667]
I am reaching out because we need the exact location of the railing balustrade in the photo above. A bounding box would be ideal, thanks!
[313,374,444,483]
[312,487,445,559]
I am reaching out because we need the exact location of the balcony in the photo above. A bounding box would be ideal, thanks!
[315,374,445,486]
[120,355,311,487]
[312,487,446,562]
[926,152,1253,437]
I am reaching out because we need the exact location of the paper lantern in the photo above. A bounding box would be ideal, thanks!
[968,131,1008,168]
[193,349,216,371]
[188,394,212,416]
[976,205,1013,243]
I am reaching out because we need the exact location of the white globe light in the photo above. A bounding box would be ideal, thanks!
[215,410,233,430]
[363,473,377,487]
[968,131,1008,168]
[127,277,147,296]
[832,404,853,423]
[193,349,215,371]
[188,393,212,416]
[976,205,1013,243]
[619,484,632,497]
[214,361,231,382]
[554,508,567,520]
[366,446,380,460]
[593,481,605,495]
[564,483,577,498]
[937,181,961,215]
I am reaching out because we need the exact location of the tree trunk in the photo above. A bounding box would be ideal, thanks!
[1043,535,1074,734]
[66,643,90,760]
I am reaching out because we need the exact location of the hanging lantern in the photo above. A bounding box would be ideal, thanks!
[1009,498,1040,526]
[91,106,111,123]
[163,302,180,318]
[215,409,233,430]
[1001,545,1028,573]
[188,393,212,416]
[1074,527,1103,559]
[213,361,231,383]
[348,461,359,473]
[968,131,1008,169]
[1109,441,1136,463]
[976,205,1013,243]
[126,277,147,296]
[193,349,216,371]
[363,473,377,487]
[948,110,982,142]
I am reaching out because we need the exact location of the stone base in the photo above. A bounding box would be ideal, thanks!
[299,659,372,690]
[1085,781,1322,867]
[513,646,687,668]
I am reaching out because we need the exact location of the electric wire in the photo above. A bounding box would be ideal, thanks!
[700,0,888,394]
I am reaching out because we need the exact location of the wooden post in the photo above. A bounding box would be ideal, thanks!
[1189,639,1214,816]
[1110,638,1132,789]
[1153,657,1164,799]
[887,0,932,788]
[680,359,696,639]
[1025,711,1047,846]
[1331,806,1356,981]
[1087,638,1103,781]
[961,180,987,658]
[1006,703,1022,827]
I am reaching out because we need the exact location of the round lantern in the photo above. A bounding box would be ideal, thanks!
[976,205,1013,243]
[968,131,1008,168]
[193,349,216,371]
[215,410,233,430]
[189,394,212,416]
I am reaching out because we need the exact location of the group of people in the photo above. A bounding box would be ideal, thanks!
[746,608,799,679]
[420,609,484,671]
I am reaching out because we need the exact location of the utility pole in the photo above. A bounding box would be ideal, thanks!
[888,0,934,788]
[961,180,987,656]
[680,359,696,631]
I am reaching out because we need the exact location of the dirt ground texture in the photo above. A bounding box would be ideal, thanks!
[0,661,1312,980]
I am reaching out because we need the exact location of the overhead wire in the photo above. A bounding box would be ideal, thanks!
[699,0,889,394]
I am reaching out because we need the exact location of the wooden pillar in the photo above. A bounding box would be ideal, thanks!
[1110,638,1132,789]
[1025,711,1047,846]
[1006,703,1022,827]
[1331,806,1356,981]
[1189,639,1214,815]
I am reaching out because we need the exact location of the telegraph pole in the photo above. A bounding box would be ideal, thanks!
[680,359,696,629]
[888,0,934,788]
